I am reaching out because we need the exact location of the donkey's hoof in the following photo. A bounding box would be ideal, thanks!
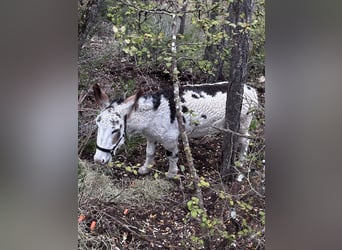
[165,171,178,179]
[138,166,151,175]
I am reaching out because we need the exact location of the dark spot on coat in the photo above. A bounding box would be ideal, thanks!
[152,94,161,110]
[182,106,189,113]
[105,106,114,111]
[97,116,101,122]
[201,114,207,119]
[110,98,124,106]
[182,116,186,124]
[111,119,119,125]
[184,82,228,97]
[136,82,228,124]
[150,89,176,123]
[247,86,251,90]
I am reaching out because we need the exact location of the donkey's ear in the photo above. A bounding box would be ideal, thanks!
[93,83,110,108]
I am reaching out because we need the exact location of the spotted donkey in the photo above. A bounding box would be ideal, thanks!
[93,82,258,178]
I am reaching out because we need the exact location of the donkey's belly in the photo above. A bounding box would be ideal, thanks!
[185,117,223,138]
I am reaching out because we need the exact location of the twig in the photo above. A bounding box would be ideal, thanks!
[78,127,96,156]
[212,125,263,140]
[170,6,212,247]
[101,211,152,239]
[245,146,265,198]
[79,81,95,105]
[246,168,265,198]
[119,0,199,16]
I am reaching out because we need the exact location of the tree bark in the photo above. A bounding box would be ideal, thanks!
[221,0,254,180]
[203,0,219,58]
[78,0,105,51]
[203,0,224,82]
[179,0,188,35]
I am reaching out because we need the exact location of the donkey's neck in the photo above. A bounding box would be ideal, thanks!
[114,101,134,115]
[123,95,155,135]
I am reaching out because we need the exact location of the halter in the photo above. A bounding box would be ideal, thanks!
[96,135,124,154]
[95,115,127,155]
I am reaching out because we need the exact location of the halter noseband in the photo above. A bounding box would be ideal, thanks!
[96,135,123,155]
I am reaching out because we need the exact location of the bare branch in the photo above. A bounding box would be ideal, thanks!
[213,125,263,140]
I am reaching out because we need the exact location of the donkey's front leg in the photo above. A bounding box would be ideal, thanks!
[138,140,156,175]
[165,144,179,179]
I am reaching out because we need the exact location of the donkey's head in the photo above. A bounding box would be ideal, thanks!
[93,84,126,164]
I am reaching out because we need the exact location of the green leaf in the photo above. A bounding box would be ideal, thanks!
[173,68,180,75]
[199,179,210,187]
[191,210,198,218]
[187,200,193,210]
[191,196,199,204]
[259,211,265,216]
[246,204,253,210]
[218,191,225,199]
[144,33,153,38]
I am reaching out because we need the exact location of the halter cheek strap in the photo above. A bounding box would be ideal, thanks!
[96,115,127,155]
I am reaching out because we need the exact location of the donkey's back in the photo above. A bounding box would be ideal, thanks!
[168,82,258,138]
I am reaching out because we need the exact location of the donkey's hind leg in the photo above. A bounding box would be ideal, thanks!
[164,143,179,179]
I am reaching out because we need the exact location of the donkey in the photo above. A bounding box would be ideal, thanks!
[93,82,258,178]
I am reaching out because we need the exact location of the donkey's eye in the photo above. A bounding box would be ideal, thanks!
[112,129,119,134]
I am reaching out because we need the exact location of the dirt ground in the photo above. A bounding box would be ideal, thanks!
[78,21,265,249]
[78,133,265,249]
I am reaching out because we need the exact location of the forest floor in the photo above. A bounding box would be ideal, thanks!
[78,21,265,249]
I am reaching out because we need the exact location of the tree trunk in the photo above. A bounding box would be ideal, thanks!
[179,0,188,35]
[203,0,223,82]
[221,0,254,180]
[78,0,104,51]
[203,0,219,58]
